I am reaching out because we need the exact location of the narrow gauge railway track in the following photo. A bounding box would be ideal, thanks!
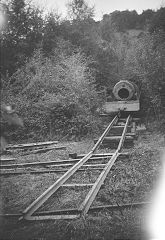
[1,114,137,220]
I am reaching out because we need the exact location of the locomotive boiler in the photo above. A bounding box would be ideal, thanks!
[103,80,140,113]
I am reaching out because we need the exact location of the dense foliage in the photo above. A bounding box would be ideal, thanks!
[1,42,101,141]
[1,0,165,142]
[124,32,165,118]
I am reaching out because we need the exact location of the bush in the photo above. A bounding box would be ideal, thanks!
[4,42,102,141]
[123,32,165,118]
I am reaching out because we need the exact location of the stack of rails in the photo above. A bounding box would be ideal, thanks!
[3,141,66,155]
[1,114,139,220]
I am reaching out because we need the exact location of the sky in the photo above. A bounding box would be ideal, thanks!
[32,0,165,20]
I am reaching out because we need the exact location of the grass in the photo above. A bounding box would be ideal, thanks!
[0,127,164,240]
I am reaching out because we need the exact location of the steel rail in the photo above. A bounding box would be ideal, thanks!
[0,164,110,175]
[0,163,73,169]
[6,141,58,149]
[62,183,93,187]
[0,153,128,166]
[6,145,66,153]
[71,152,129,158]
[0,156,115,169]
[78,115,131,216]
[117,116,131,152]
[21,115,119,220]
[26,214,79,220]
[1,166,117,176]
[28,200,149,217]
[2,158,130,174]
[0,201,151,219]
[0,168,109,175]
[0,157,16,162]
[1,163,107,170]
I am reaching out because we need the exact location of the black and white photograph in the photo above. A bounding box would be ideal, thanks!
[0,0,165,239]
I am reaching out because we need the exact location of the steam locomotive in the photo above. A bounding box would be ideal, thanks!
[102,80,140,113]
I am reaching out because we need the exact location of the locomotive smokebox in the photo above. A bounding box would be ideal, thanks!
[113,80,138,101]
[102,80,140,113]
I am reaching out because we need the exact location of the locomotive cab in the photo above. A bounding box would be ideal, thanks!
[103,80,140,113]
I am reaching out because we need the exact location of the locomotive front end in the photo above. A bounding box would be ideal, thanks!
[103,80,140,113]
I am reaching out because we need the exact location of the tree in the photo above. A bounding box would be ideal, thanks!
[99,14,116,42]
[42,12,62,54]
[138,9,155,29]
[124,33,165,116]
[149,7,165,33]
[110,10,138,31]
[1,0,43,75]
[67,0,94,21]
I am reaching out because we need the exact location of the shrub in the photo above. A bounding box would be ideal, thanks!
[124,32,165,118]
[5,43,102,141]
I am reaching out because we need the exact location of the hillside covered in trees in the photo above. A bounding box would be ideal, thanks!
[1,0,165,142]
